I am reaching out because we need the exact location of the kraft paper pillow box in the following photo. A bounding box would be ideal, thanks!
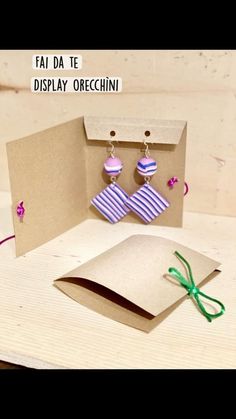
[6,115,187,256]
[55,235,221,332]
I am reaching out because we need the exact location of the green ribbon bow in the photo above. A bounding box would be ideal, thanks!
[168,251,225,322]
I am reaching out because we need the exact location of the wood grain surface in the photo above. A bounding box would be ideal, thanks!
[0,191,235,369]
[0,50,236,217]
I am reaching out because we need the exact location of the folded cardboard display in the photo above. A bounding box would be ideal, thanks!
[6,116,187,256]
[6,117,222,332]
[55,235,221,332]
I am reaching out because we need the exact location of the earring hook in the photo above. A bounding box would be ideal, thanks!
[107,130,116,158]
[108,139,115,158]
[143,140,150,158]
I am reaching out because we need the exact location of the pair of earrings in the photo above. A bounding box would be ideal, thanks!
[91,134,170,224]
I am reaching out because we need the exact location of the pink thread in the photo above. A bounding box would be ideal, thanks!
[0,235,15,246]
[167,176,179,188]
[184,182,189,196]
[16,201,25,219]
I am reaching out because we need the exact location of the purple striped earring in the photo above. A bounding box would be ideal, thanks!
[125,137,170,224]
[91,132,130,224]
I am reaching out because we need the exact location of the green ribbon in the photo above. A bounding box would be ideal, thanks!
[168,251,225,322]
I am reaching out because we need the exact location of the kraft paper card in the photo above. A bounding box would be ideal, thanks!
[54,235,221,332]
[6,116,186,256]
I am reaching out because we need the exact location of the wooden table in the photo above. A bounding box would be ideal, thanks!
[0,361,25,369]
[0,191,235,369]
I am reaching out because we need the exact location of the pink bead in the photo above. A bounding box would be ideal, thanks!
[137,157,157,177]
[104,157,123,177]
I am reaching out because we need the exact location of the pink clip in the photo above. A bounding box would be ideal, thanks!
[16,201,25,220]
[167,176,179,188]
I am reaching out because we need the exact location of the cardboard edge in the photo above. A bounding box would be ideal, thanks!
[6,116,87,257]
[53,269,221,332]
[84,115,187,145]
[54,276,154,317]
[55,234,221,314]
[5,116,84,148]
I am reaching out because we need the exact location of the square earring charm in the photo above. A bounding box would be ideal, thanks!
[125,182,169,224]
[125,154,170,224]
[91,182,130,224]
